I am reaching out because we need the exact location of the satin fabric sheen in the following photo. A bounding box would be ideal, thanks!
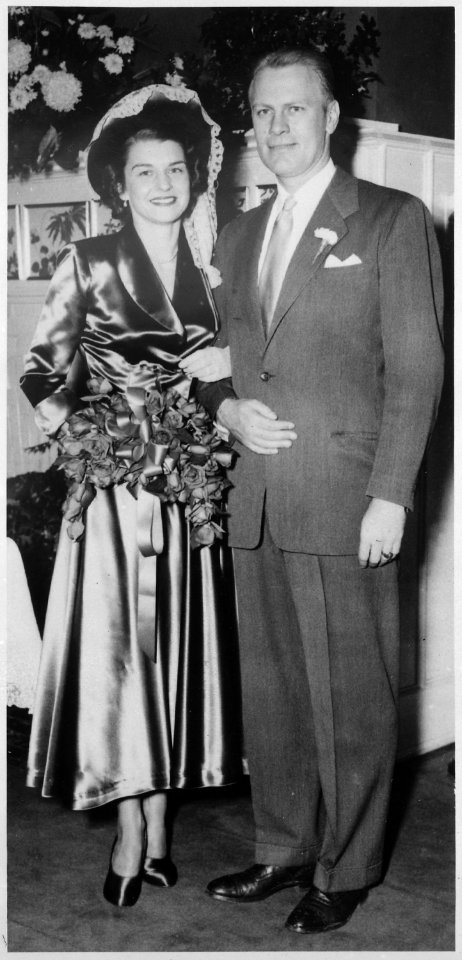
[22,223,243,809]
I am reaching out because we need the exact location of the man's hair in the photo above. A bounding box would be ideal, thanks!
[249,47,336,105]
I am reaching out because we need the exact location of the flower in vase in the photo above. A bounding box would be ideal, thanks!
[77,22,97,40]
[117,35,135,55]
[8,38,31,75]
[43,70,82,112]
[100,54,124,75]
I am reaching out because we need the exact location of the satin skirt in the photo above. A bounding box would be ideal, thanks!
[26,485,243,810]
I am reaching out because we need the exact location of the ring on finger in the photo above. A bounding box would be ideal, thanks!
[381,550,394,560]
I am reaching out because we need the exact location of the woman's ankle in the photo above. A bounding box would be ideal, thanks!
[142,792,168,858]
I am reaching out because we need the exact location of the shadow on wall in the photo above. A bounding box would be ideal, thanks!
[330,120,361,174]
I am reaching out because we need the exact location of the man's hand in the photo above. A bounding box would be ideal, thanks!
[218,398,297,455]
[358,498,406,567]
[179,346,231,382]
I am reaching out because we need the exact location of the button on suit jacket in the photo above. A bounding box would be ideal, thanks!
[197,167,445,554]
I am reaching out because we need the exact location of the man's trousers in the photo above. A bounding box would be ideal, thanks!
[232,518,400,892]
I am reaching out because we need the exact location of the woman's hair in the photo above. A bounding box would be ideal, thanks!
[87,100,211,219]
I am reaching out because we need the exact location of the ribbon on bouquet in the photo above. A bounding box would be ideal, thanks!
[105,385,175,558]
[104,383,182,662]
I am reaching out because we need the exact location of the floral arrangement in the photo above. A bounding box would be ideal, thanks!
[8,7,381,177]
[182,7,381,146]
[8,7,144,177]
[53,373,235,550]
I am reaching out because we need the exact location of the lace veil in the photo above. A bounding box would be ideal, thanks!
[87,84,223,281]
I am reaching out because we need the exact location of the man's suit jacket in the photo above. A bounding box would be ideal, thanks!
[198,167,445,554]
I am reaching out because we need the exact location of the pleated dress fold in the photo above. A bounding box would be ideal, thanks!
[27,486,243,809]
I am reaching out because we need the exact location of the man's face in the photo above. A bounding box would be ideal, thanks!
[250,64,339,193]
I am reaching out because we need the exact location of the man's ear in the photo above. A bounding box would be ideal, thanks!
[326,99,340,135]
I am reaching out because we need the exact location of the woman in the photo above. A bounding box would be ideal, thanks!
[20,85,242,907]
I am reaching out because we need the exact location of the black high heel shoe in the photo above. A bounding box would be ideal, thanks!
[103,840,144,907]
[142,855,178,888]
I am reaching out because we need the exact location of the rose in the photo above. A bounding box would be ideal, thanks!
[66,518,85,542]
[110,393,131,414]
[66,413,94,437]
[80,434,112,458]
[59,436,87,457]
[67,480,97,511]
[212,448,235,468]
[163,408,184,431]
[176,399,197,416]
[152,428,172,446]
[185,501,215,523]
[204,457,220,475]
[166,470,184,498]
[189,410,209,430]
[190,523,217,548]
[63,494,82,521]
[87,458,116,487]
[60,457,87,482]
[86,377,113,396]
[146,389,164,416]
[182,463,207,490]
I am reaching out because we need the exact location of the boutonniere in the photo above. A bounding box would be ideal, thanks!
[313,227,338,263]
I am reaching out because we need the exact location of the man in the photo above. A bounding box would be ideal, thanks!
[193,48,444,934]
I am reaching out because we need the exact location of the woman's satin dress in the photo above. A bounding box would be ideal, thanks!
[21,223,243,810]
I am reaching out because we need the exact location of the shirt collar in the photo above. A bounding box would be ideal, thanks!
[276,158,336,209]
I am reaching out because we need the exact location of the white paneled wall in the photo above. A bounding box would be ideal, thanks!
[8,122,454,756]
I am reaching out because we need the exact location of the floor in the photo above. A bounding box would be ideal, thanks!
[6,710,455,954]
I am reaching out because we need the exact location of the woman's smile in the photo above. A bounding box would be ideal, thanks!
[121,138,191,226]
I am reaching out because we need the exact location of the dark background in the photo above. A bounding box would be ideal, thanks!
[115,5,454,140]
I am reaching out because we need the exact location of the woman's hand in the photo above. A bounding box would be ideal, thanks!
[179,346,231,382]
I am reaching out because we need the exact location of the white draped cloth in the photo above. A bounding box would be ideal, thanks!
[7,538,41,712]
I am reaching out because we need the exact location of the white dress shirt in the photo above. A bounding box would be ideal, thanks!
[258,158,336,282]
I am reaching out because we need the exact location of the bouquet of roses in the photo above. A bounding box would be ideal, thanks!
[53,373,235,549]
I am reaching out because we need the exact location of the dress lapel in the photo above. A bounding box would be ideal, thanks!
[265,169,360,346]
[116,222,185,336]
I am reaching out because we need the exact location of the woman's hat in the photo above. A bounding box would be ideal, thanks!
[86,84,223,276]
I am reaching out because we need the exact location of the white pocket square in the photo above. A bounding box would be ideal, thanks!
[324,253,362,268]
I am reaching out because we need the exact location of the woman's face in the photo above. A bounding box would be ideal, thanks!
[120,138,191,227]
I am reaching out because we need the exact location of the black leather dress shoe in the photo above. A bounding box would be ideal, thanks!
[103,839,143,907]
[103,863,143,907]
[206,863,313,902]
[286,885,367,933]
[143,855,178,887]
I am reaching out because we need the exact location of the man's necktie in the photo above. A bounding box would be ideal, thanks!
[259,196,296,335]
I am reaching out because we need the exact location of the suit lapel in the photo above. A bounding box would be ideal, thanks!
[116,222,185,335]
[265,169,360,347]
